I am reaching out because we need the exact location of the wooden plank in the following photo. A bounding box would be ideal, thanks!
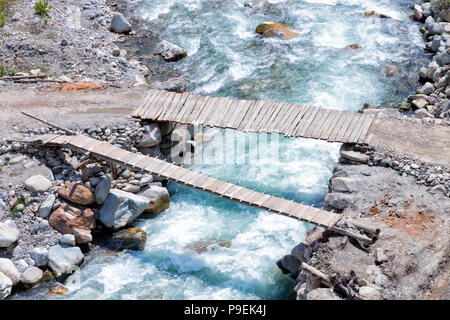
[134,89,158,117]
[234,100,255,129]
[304,108,328,138]
[205,97,227,127]
[186,95,206,124]
[242,100,266,132]
[279,104,300,135]
[338,112,360,143]
[264,103,284,132]
[286,105,308,136]
[226,99,245,129]
[326,111,347,141]
[159,92,181,120]
[217,98,236,128]
[248,101,271,132]
[310,108,332,139]
[148,90,170,119]
[165,92,186,121]
[257,102,278,132]
[345,113,365,144]
[333,112,355,142]
[196,96,217,124]
[155,92,176,120]
[357,114,375,144]
[143,90,165,119]
[291,106,314,137]
[296,107,320,137]
[253,194,272,207]
[320,110,343,140]
[270,103,290,133]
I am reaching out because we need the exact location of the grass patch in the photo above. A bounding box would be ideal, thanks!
[0,64,6,77]
[34,0,51,24]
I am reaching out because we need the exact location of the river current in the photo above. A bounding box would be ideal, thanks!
[56,0,426,299]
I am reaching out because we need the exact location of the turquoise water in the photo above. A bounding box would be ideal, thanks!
[58,0,426,299]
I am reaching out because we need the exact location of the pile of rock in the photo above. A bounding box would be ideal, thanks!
[411,1,450,119]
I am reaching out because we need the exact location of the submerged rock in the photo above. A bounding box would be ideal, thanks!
[345,43,361,50]
[112,227,147,251]
[99,189,150,230]
[186,239,231,254]
[255,21,300,38]
[57,182,95,206]
[155,40,187,62]
[49,203,95,244]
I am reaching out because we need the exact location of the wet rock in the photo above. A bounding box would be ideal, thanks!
[0,222,19,247]
[49,285,68,296]
[138,186,170,214]
[24,175,52,193]
[277,255,301,276]
[384,65,398,76]
[413,5,423,21]
[49,203,95,244]
[345,43,361,50]
[155,40,187,62]
[137,123,161,147]
[95,177,111,205]
[38,194,56,218]
[47,245,84,279]
[0,258,21,285]
[112,227,147,251]
[99,189,150,230]
[411,98,428,109]
[419,82,435,95]
[255,21,300,38]
[30,247,48,267]
[110,13,132,33]
[57,182,95,206]
[0,272,12,300]
[21,267,43,288]
[307,288,342,300]
[186,239,231,254]
[150,78,188,93]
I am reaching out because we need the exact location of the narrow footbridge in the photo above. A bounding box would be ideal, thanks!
[27,134,342,229]
[133,90,375,144]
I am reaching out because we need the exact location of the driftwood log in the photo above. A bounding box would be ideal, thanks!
[343,219,380,237]
[21,111,76,136]
[330,226,372,245]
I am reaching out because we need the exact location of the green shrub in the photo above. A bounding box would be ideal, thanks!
[34,0,52,18]
[0,12,4,27]
[432,0,450,10]
[0,64,5,77]
[7,67,18,75]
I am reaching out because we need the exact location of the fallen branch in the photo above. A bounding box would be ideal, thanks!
[330,226,372,244]
[1,74,47,81]
[21,111,76,136]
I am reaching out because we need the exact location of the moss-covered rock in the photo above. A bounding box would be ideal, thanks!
[112,227,147,251]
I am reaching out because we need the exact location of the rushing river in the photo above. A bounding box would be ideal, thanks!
[57,0,426,299]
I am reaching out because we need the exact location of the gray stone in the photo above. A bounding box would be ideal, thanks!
[419,82,435,95]
[21,267,43,287]
[331,177,361,193]
[411,98,428,109]
[0,258,21,285]
[39,220,51,231]
[291,242,307,262]
[278,255,300,276]
[415,109,433,119]
[0,222,19,247]
[137,123,161,147]
[47,245,84,278]
[95,177,111,205]
[359,286,382,300]
[374,273,389,287]
[438,49,450,65]
[324,193,354,210]
[307,288,342,300]
[414,5,423,21]
[11,12,22,21]
[30,247,49,267]
[60,234,76,246]
[0,272,12,300]
[155,40,187,62]
[429,22,443,35]
[122,184,140,193]
[38,194,56,218]
[110,13,132,33]
[99,189,150,230]
[14,259,29,273]
[0,198,7,212]
[138,186,170,214]
[375,248,388,264]
[24,175,52,193]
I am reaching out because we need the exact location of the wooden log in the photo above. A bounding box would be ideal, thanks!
[301,262,333,288]
[0,74,47,81]
[330,226,372,244]
[21,111,76,135]
[343,219,380,237]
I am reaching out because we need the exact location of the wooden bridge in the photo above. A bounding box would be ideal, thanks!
[27,133,342,229]
[133,90,375,144]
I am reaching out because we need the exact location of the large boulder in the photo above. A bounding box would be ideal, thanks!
[0,222,19,247]
[49,202,95,244]
[307,288,342,300]
[57,182,95,206]
[155,40,187,62]
[99,189,150,230]
[0,258,21,285]
[138,186,170,214]
[47,245,84,279]
[24,175,52,193]
[112,227,147,251]
[0,272,12,300]
[324,192,354,211]
[255,22,300,38]
[95,177,112,205]
[110,12,132,33]
[21,267,43,288]
[277,254,301,276]
[38,194,56,218]
[137,123,162,147]
[331,177,361,193]
[30,247,49,267]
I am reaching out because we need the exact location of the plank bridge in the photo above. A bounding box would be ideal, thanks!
[27,134,342,229]
[133,89,375,144]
